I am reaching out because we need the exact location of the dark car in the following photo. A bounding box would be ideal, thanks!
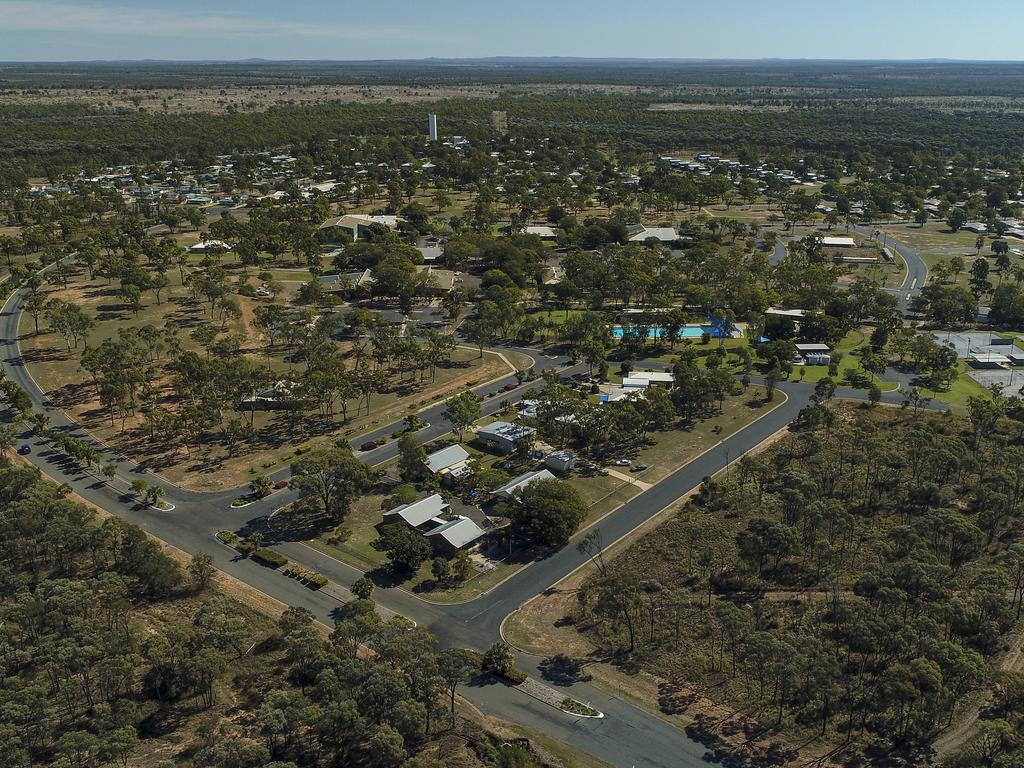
[630,463,648,473]
[17,444,31,455]
[273,479,289,490]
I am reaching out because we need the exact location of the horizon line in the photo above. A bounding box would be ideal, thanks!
[3,56,1024,65]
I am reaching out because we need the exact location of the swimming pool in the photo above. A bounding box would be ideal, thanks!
[611,324,733,339]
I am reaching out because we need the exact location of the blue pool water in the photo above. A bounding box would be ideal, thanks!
[611,324,733,339]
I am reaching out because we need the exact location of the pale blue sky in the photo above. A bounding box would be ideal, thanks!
[0,0,1021,62]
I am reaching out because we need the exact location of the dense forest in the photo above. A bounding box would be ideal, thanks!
[6,59,1024,178]
[574,397,1024,762]
[5,59,1024,94]
[0,457,567,767]
[4,97,1024,179]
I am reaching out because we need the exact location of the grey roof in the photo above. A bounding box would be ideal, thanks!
[384,493,449,527]
[494,469,555,498]
[424,444,470,473]
[478,421,536,442]
[424,516,485,549]
[546,450,575,462]
[417,245,444,262]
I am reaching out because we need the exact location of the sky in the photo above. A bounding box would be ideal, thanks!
[1,0,1022,62]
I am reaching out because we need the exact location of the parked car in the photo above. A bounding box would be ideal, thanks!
[17,444,31,455]
[615,458,631,466]
[630,463,648,473]
[273,479,289,490]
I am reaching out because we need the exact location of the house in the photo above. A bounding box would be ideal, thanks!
[627,224,679,243]
[319,214,401,242]
[627,371,674,387]
[424,445,471,484]
[525,225,558,239]
[424,516,486,556]
[545,450,576,473]
[493,469,555,501]
[318,269,374,294]
[382,493,450,530]
[189,239,233,253]
[239,380,301,410]
[476,421,536,455]
[599,387,630,403]
[516,399,539,418]
[415,266,455,294]
[795,343,831,365]
[417,245,444,263]
[622,376,651,389]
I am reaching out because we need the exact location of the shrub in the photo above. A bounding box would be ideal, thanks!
[561,697,600,716]
[216,530,239,545]
[502,668,527,684]
[327,525,353,545]
[251,548,288,568]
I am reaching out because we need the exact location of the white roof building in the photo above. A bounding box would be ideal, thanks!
[189,239,233,253]
[424,516,486,550]
[383,493,450,528]
[493,469,555,501]
[424,445,470,474]
[821,236,856,248]
[627,225,679,243]
[525,225,558,239]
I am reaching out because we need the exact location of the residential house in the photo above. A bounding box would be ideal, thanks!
[382,493,450,530]
[627,224,679,243]
[476,421,536,455]
[319,214,402,242]
[424,516,486,556]
[424,445,471,485]
[493,469,555,502]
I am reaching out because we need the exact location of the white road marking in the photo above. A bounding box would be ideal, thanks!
[911,278,918,290]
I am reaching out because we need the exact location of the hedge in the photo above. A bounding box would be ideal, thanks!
[251,548,288,568]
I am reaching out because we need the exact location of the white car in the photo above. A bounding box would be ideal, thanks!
[615,459,631,466]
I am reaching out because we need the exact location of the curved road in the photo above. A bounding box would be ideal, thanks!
[0,284,910,767]
[852,224,928,314]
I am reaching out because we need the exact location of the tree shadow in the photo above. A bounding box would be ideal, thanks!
[538,654,592,686]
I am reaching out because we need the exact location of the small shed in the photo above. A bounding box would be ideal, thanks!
[545,450,577,473]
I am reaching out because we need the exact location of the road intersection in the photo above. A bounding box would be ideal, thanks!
[0,275,922,767]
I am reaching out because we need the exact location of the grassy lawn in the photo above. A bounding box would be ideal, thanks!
[305,391,776,604]
[782,328,900,392]
[631,391,775,484]
[921,361,993,410]
[875,221,987,250]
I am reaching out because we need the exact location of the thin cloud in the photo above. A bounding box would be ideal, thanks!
[0,1,437,42]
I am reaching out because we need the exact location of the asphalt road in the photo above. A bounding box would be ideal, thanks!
[0,280,908,767]
[852,224,929,314]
